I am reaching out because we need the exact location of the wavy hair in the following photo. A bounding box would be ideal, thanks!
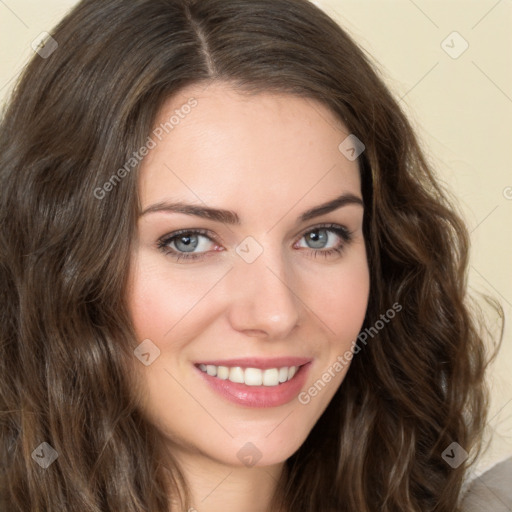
[0,0,502,510]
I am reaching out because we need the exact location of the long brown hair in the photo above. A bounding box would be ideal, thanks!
[0,0,502,510]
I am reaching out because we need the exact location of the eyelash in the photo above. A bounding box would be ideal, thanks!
[156,224,353,263]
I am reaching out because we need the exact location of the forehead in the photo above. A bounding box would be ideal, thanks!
[138,82,362,219]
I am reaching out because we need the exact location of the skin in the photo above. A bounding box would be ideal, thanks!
[126,82,370,512]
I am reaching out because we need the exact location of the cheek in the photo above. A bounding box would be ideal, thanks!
[127,252,221,343]
[128,269,170,342]
[305,249,370,346]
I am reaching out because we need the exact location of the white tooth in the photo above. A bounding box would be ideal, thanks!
[287,366,297,381]
[229,366,244,383]
[199,364,207,372]
[263,368,279,386]
[206,365,217,376]
[278,367,289,383]
[216,366,229,380]
[244,368,263,386]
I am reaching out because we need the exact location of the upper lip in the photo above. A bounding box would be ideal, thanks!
[194,357,312,369]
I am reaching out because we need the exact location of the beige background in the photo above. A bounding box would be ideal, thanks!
[1,0,510,477]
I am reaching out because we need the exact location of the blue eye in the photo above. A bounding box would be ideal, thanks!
[172,233,200,252]
[157,229,217,260]
[157,224,353,262]
[296,225,353,258]
[301,227,341,249]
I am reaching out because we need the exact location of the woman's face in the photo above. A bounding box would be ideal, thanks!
[127,82,370,468]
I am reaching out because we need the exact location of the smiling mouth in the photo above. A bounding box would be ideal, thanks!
[197,364,300,387]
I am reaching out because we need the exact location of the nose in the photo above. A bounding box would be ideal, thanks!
[225,249,301,340]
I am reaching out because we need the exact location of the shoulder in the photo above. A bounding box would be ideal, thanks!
[460,456,512,511]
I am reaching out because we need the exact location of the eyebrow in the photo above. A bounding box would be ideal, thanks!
[140,192,364,224]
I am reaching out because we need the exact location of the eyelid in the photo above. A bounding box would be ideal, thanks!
[157,227,221,245]
[158,223,350,245]
[293,222,352,242]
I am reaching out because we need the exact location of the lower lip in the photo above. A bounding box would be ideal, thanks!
[196,363,311,408]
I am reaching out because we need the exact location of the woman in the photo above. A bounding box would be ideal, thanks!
[0,0,503,510]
